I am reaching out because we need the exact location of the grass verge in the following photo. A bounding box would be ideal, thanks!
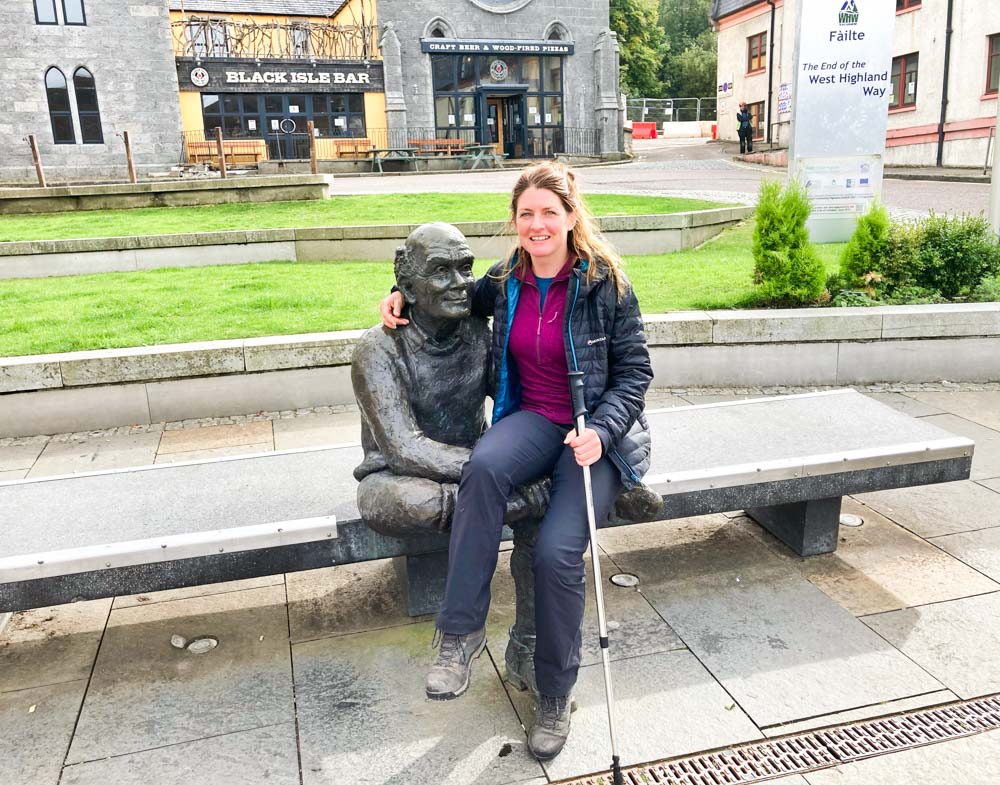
[0,222,844,358]
[0,193,729,242]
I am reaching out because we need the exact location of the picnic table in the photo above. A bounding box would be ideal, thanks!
[463,144,507,170]
[368,147,418,174]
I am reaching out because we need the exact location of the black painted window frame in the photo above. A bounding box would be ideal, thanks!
[45,67,76,144]
[74,66,103,144]
[61,0,86,26]
[34,0,58,24]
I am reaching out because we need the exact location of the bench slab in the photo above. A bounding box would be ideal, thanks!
[0,391,974,612]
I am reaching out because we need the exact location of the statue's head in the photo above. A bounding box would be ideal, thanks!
[394,223,475,323]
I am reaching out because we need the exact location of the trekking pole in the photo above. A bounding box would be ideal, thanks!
[568,370,623,785]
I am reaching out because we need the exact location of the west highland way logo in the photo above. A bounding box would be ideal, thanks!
[839,0,859,25]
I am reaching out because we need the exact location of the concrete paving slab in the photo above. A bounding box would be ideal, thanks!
[739,499,1000,615]
[113,575,285,609]
[66,585,293,763]
[27,431,162,477]
[760,690,958,737]
[153,442,273,463]
[528,650,762,782]
[677,393,759,405]
[0,600,110,693]
[644,393,694,410]
[293,621,545,785]
[60,723,301,785]
[287,561,426,644]
[931,527,1000,583]
[0,680,87,785]
[802,728,1000,784]
[908,391,1000,431]
[0,469,28,480]
[157,421,273,454]
[919,414,1000,480]
[598,516,943,727]
[273,412,361,449]
[485,550,684,677]
[984,478,1000,493]
[863,592,1000,700]
[862,392,945,418]
[0,434,49,471]
[856,480,1000,538]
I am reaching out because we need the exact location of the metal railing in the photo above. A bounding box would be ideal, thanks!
[171,18,379,61]
[626,97,718,123]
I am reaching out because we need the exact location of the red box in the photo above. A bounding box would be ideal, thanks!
[632,122,657,139]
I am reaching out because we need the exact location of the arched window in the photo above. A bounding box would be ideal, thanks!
[61,0,86,25]
[544,21,571,42]
[74,67,103,144]
[431,26,445,37]
[34,0,57,24]
[45,67,75,144]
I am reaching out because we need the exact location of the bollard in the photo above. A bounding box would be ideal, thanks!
[123,130,138,183]
[308,120,318,174]
[215,126,227,178]
[27,134,47,187]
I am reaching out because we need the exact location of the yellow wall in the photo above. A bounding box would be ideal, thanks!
[179,92,204,135]
[330,0,378,29]
[364,92,386,131]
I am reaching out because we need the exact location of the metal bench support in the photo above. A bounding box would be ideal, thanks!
[394,552,448,616]
[746,496,843,557]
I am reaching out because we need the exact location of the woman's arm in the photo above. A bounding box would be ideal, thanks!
[587,283,653,450]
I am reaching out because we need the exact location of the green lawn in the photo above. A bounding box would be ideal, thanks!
[0,222,845,357]
[0,193,728,242]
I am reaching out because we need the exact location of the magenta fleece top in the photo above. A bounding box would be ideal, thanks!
[507,258,574,425]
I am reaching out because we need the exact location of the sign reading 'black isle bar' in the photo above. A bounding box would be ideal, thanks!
[176,58,385,93]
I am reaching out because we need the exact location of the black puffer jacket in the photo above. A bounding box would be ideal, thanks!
[472,254,653,487]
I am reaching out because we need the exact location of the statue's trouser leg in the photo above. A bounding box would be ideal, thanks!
[532,447,621,699]
[505,520,539,693]
[436,411,567,635]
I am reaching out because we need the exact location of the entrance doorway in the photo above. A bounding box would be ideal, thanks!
[482,93,525,159]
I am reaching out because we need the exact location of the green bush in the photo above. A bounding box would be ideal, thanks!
[752,180,826,305]
[914,213,1000,299]
[970,274,1000,303]
[840,201,891,292]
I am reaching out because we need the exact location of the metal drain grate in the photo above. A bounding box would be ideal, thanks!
[555,693,1000,785]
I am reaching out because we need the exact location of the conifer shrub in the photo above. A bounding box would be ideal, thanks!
[752,180,825,305]
[839,201,891,295]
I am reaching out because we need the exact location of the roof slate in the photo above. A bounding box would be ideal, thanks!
[167,0,349,17]
[711,0,764,21]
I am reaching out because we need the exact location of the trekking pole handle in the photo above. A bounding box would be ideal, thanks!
[568,371,587,426]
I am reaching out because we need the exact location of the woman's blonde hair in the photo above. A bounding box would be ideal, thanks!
[500,161,626,299]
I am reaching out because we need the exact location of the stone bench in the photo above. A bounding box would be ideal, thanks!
[0,390,974,614]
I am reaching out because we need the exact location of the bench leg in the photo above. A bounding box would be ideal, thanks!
[393,551,448,616]
[746,496,842,556]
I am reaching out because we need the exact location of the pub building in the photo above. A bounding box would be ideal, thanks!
[172,0,623,162]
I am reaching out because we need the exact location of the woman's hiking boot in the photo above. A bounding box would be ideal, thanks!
[425,627,487,700]
[527,693,572,760]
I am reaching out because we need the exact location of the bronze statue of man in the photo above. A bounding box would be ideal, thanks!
[352,222,547,538]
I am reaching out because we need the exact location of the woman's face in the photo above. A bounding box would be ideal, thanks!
[514,186,576,266]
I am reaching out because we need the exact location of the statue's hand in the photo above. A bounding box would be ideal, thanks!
[518,477,551,520]
[380,291,408,329]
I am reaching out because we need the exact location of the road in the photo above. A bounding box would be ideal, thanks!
[326,137,992,218]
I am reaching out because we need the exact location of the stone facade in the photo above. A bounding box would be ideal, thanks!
[375,0,621,154]
[0,0,183,183]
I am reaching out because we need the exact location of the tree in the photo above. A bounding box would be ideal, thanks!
[657,0,717,97]
[610,0,668,97]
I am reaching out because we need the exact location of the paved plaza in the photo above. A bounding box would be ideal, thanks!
[2,385,1000,784]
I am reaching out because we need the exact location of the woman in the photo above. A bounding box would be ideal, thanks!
[380,161,652,760]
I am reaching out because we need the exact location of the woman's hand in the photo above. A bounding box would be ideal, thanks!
[380,291,408,329]
[564,427,603,467]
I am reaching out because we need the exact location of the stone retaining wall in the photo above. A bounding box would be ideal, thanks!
[0,207,751,279]
[2,303,998,438]
[0,175,333,215]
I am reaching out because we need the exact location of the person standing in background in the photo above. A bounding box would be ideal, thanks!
[736,101,753,154]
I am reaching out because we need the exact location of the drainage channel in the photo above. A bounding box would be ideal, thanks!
[554,693,1000,785]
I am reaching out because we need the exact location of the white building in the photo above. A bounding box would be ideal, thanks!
[711,0,999,167]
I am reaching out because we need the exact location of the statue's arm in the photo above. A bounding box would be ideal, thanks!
[351,338,471,483]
